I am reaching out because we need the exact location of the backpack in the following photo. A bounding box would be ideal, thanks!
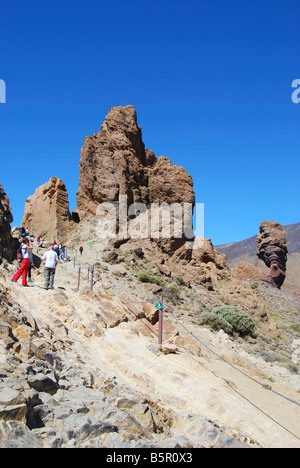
[17,244,24,262]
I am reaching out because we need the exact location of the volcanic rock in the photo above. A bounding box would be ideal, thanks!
[0,184,14,262]
[231,261,265,282]
[257,220,288,289]
[76,105,195,253]
[22,177,74,243]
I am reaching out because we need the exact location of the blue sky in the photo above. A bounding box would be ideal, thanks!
[0,0,299,245]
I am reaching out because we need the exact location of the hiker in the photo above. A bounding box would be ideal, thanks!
[28,248,34,283]
[53,242,59,255]
[79,246,83,256]
[11,238,33,287]
[43,246,59,290]
[60,245,66,261]
[36,235,41,248]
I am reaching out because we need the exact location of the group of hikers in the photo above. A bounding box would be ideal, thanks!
[11,231,68,290]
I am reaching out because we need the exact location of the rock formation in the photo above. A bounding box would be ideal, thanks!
[0,184,14,262]
[74,106,235,292]
[76,105,195,254]
[17,107,280,335]
[22,177,74,243]
[257,220,288,289]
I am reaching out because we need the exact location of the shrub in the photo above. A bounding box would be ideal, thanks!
[137,270,165,286]
[201,305,257,338]
[168,285,181,296]
[174,274,185,285]
[290,323,300,336]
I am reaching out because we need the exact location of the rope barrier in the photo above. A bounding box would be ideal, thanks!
[165,308,300,408]
[63,259,300,440]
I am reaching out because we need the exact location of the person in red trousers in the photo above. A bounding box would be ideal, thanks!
[11,238,33,287]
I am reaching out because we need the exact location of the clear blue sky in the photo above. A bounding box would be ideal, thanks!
[1,0,299,245]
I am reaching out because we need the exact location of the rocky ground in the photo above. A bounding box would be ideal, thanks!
[0,241,299,449]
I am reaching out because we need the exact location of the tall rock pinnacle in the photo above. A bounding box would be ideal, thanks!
[76,105,195,253]
[76,105,195,214]
[22,177,74,242]
[257,220,288,289]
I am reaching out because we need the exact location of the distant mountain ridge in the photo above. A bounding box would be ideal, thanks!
[216,222,300,292]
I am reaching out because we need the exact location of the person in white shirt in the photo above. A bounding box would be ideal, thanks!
[43,246,59,290]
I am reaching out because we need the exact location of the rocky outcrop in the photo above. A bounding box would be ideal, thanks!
[76,106,195,254]
[22,177,74,243]
[257,221,288,289]
[0,185,14,262]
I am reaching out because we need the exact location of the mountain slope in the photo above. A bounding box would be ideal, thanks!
[0,241,299,448]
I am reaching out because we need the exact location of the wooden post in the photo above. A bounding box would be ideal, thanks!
[90,266,94,292]
[77,267,81,290]
[158,296,163,346]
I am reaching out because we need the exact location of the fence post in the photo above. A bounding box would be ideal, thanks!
[90,266,94,292]
[77,267,81,290]
[158,296,163,346]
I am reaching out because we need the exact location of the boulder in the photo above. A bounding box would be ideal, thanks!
[22,177,74,243]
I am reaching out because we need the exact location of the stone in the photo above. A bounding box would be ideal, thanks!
[0,388,25,406]
[0,404,27,422]
[22,310,37,330]
[27,373,59,395]
[62,414,118,443]
[158,344,178,354]
[0,421,43,448]
[22,177,74,243]
[190,237,227,269]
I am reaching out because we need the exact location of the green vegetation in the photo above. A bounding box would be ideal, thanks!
[174,274,185,285]
[168,285,181,296]
[290,323,300,336]
[137,270,165,286]
[200,305,257,338]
